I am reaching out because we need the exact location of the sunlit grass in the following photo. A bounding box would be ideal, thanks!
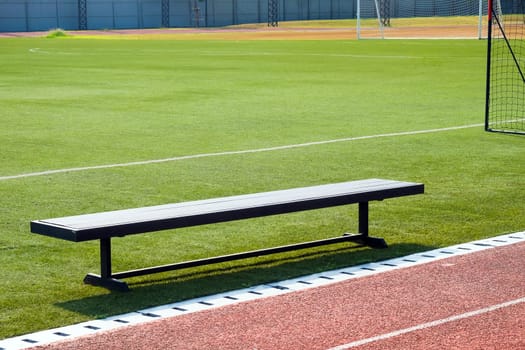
[0,36,522,339]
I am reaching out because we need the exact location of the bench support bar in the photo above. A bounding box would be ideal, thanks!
[84,232,386,291]
[83,238,130,291]
[83,199,388,291]
[84,273,130,292]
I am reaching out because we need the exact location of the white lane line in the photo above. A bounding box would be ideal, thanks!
[0,231,522,350]
[327,296,525,350]
[0,123,482,181]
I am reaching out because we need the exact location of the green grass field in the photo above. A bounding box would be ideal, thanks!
[0,34,523,339]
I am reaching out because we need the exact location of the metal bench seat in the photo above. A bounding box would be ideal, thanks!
[31,178,424,291]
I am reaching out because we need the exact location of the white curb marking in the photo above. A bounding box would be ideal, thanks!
[0,231,522,349]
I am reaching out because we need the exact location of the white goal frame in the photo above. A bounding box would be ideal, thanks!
[357,0,487,39]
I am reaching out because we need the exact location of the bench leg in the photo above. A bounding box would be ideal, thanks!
[100,237,112,279]
[355,202,387,248]
[83,238,130,292]
[358,201,369,236]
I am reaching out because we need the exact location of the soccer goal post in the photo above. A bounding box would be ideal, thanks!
[485,0,525,135]
[357,0,487,39]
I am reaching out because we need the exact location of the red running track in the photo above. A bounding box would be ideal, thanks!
[37,242,525,350]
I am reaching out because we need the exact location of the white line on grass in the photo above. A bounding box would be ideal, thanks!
[28,48,48,54]
[0,123,483,181]
[327,296,525,349]
[28,48,420,60]
[199,51,422,59]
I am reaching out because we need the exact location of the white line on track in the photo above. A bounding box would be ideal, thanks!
[327,296,525,349]
[0,232,523,350]
[0,123,483,181]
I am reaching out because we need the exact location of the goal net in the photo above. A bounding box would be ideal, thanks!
[357,0,487,39]
[485,0,525,134]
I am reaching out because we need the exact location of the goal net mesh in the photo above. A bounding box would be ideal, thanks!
[357,0,487,39]
[485,0,525,134]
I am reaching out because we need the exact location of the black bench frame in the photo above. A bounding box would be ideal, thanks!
[30,179,424,291]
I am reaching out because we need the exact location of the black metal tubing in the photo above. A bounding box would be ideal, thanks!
[100,238,111,279]
[358,202,369,236]
[83,238,130,291]
[112,233,382,280]
[84,234,386,291]
[83,273,129,292]
[83,200,387,291]
[485,0,493,132]
[485,0,525,134]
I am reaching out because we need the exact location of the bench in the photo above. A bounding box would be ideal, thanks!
[30,178,424,291]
